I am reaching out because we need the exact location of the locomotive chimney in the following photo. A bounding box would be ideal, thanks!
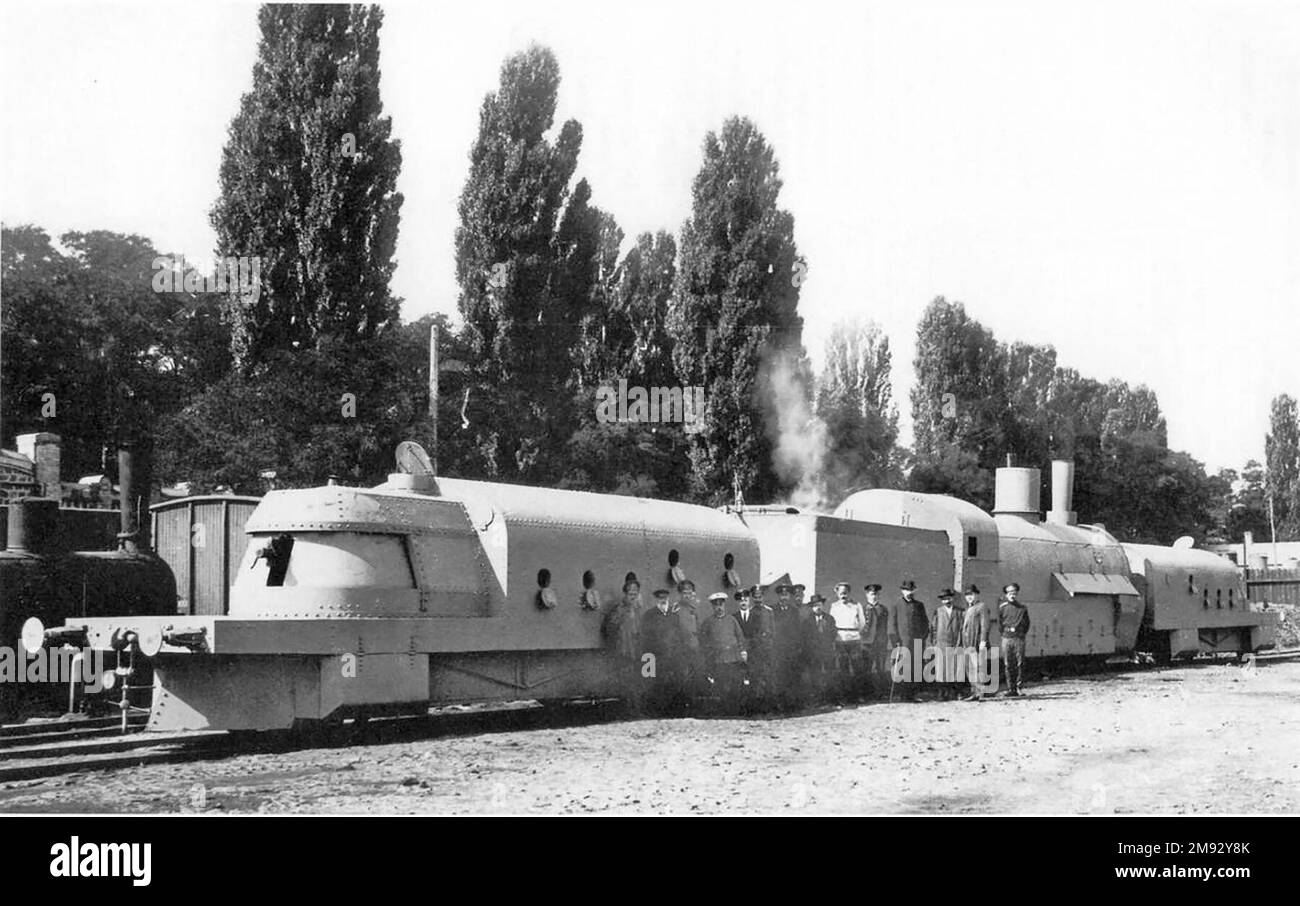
[117,445,138,554]
[1047,459,1077,526]
[993,466,1041,522]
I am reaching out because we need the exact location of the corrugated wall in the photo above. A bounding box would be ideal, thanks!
[151,497,260,616]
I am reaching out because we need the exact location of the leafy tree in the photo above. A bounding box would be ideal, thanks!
[908,297,1007,508]
[1265,393,1300,539]
[453,44,590,482]
[211,3,403,368]
[669,116,806,505]
[814,318,902,499]
[1223,460,1272,542]
[156,329,431,493]
[559,229,691,499]
[1,225,229,483]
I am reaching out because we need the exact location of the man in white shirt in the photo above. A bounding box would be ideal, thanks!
[829,581,867,700]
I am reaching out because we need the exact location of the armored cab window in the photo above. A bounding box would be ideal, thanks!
[1216,588,1222,609]
[537,568,557,610]
[1202,589,1209,609]
[253,534,294,587]
[580,570,600,610]
[967,536,978,558]
[237,532,416,590]
[668,548,686,585]
[1187,575,1195,594]
[723,552,741,589]
[1229,587,1235,609]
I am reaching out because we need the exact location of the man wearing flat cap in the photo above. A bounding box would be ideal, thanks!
[862,584,890,697]
[700,591,747,711]
[961,584,991,701]
[931,588,964,700]
[998,582,1030,696]
[888,580,930,702]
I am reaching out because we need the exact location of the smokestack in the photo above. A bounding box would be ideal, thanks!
[1046,460,1077,526]
[993,467,1041,522]
[117,445,138,553]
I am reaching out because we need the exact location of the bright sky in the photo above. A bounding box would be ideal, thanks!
[2,0,1297,473]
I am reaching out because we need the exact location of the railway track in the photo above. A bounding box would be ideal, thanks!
[0,699,629,786]
[2,650,1297,788]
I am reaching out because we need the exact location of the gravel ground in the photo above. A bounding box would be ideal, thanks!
[1,659,1297,815]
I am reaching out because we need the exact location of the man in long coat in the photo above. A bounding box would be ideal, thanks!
[888,579,930,702]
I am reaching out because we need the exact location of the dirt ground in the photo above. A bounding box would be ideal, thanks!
[1,659,1297,815]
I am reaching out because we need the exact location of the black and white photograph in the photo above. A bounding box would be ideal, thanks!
[0,0,1297,873]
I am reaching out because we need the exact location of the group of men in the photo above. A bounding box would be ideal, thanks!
[600,573,1032,714]
[824,580,1031,701]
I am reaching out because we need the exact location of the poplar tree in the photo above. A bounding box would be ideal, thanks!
[211,4,403,368]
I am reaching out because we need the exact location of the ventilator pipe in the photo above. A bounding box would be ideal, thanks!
[993,467,1041,522]
[1047,460,1078,526]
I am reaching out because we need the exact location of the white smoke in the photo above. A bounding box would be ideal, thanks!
[762,350,830,509]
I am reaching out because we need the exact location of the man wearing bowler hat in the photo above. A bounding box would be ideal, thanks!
[800,593,838,702]
[888,580,930,702]
[931,588,964,700]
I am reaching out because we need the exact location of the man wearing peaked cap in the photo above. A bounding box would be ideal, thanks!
[673,580,703,701]
[771,583,803,710]
[738,584,775,710]
[999,582,1030,696]
[699,591,747,712]
[862,584,890,696]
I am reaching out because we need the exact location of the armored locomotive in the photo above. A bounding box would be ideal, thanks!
[18,444,1277,731]
[23,455,757,731]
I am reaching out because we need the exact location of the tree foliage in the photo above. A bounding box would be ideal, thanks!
[1,225,230,482]
[1265,393,1300,539]
[211,3,403,368]
[814,318,902,498]
[453,44,599,482]
[669,116,806,504]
